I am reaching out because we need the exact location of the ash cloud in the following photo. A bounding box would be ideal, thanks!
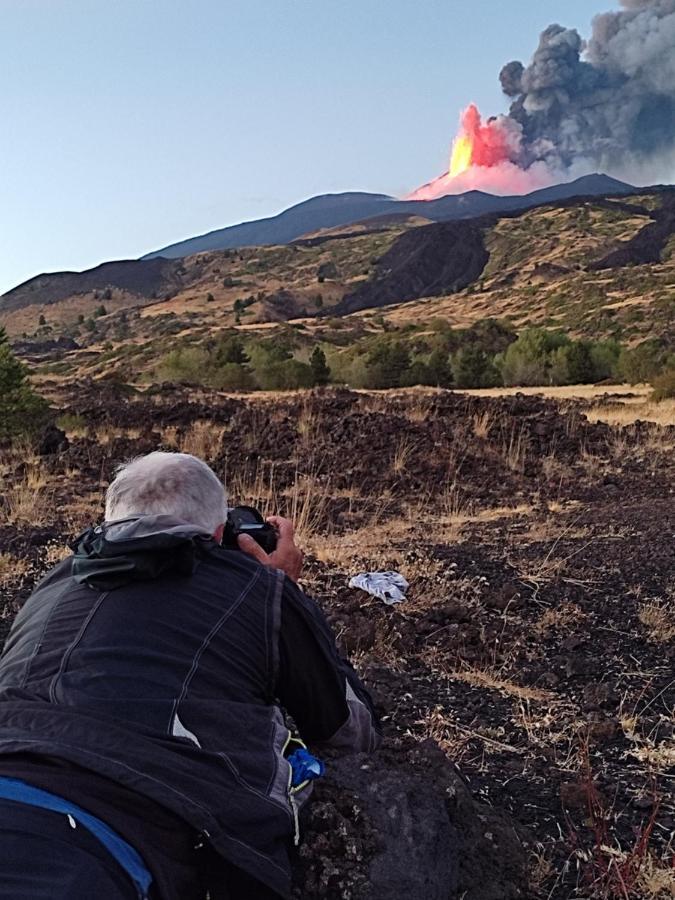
[501,0,675,181]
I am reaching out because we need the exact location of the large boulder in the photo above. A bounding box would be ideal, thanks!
[292,740,528,900]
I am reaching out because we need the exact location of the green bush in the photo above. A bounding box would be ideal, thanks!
[651,368,675,401]
[0,328,51,441]
[500,328,569,387]
[365,341,411,389]
[618,341,667,384]
[454,346,501,389]
[210,363,258,392]
[156,347,211,384]
[257,360,315,391]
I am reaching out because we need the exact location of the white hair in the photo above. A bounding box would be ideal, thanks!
[105,451,227,534]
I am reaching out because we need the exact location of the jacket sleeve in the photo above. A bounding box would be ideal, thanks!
[275,576,381,754]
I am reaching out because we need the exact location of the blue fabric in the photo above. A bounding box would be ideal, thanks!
[0,777,152,899]
[287,748,324,788]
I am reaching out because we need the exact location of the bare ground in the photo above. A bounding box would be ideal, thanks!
[1,385,673,898]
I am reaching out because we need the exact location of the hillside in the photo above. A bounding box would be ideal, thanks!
[141,174,634,259]
[1,186,673,390]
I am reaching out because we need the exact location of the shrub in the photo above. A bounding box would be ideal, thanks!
[365,341,411,389]
[156,347,211,384]
[651,368,675,401]
[0,328,51,441]
[500,328,569,386]
[211,363,258,392]
[454,346,501,388]
[214,334,249,366]
[618,341,666,384]
[257,360,315,391]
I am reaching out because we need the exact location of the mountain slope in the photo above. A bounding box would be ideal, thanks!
[141,193,396,260]
[143,175,636,260]
[2,258,181,314]
[2,187,673,366]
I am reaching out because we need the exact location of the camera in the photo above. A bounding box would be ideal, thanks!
[222,506,278,555]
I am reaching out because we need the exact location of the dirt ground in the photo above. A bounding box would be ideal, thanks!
[1,384,673,898]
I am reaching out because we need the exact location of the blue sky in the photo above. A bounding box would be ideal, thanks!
[0,0,603,294]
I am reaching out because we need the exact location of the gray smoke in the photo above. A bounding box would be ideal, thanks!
[499,0,675,180]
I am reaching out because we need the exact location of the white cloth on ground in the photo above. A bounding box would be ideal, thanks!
[348,571,409,605]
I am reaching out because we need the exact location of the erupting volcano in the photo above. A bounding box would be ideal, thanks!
[409,104,558,200]
[409,0,675,201]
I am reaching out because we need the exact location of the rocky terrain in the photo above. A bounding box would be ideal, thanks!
[1,187,673,376]
[1,384,673,898]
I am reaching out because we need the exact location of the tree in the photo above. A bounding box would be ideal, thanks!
[590,339,621,381]
[214,334,249,367]
[500,328,568,386]
[619,341,666,384]
[309,346,331,385]
[365,341,411,389]
[454,346,501,388]
[38,314,46,326]
[565,341,596,384]
[0,328,50,441]
[425,348,454,388]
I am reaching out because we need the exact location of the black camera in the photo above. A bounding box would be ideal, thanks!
[222,506,278,555]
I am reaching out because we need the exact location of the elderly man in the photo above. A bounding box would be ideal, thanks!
[0,451,380,899]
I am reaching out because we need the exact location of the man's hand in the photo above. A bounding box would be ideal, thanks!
[237,515,304,583]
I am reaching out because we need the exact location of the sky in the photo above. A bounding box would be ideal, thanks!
[1,0,604,294]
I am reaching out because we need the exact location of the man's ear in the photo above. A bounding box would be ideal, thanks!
[213,523,225,544]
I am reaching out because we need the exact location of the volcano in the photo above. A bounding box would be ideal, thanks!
[142,174,635,261]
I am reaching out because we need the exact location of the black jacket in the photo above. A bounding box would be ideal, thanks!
[0,516,380,897]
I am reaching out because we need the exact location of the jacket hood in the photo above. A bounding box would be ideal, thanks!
[70,515,215,589]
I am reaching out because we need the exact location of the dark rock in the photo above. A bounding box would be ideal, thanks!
[293,741,528,899]
[37,424,69,456]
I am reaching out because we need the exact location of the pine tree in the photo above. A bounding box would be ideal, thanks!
[0,328,50,440]
[309,346,331,385]
[426,348,453,388]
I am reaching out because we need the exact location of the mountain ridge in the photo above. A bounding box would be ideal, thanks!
[141,174,636,260]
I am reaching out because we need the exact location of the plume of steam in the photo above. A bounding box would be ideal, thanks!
[410,0,675,199]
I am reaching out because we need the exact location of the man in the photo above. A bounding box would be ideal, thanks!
[0,451,380,899]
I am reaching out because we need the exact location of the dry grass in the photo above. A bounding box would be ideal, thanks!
[2,464,50,526]
[95,425,143,446]
[502,425,529,474]
[163,420,225,462]
[0,552,29,588]
[296,402,320,451]
[638,597,675,643]
[587,397,675,428]
[402,395,435,424]
[416,706,473,762]
[472,410,493,439]
[225,461,331,548]
[454,383,651,400]
[535,602,589,636]
[635,855,675,898]
[391,436,417,475]
[448,665,555,703]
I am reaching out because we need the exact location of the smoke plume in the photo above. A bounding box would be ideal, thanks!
[409,0,675,199]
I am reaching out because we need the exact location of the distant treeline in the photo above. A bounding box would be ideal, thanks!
[155,319,675,395]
